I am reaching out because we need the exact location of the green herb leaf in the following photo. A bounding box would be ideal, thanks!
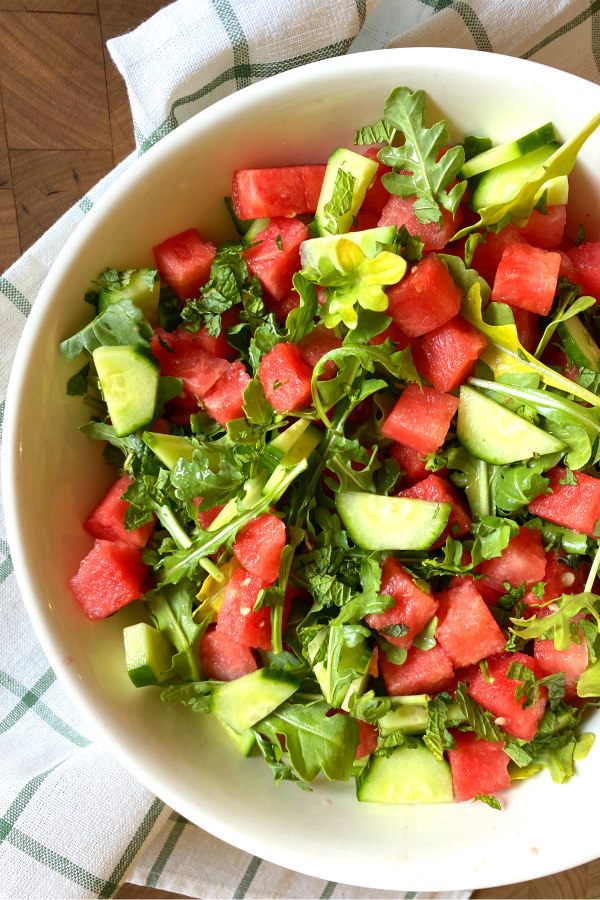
[60,299,153,360]
[66,362,91,396]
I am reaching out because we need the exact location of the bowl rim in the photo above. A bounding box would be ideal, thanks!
[4,45,600,892]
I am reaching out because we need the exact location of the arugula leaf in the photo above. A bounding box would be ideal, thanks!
[60,299,153,360]
[66,362,91,396]
[507,660,565,710]
[470,515,520,567]
[146,579,207,681]
[490,455,562,515]
[394,225,424,263]
[377,87,466,225]
[253,731,311,790]
[170,445,247,509]
[179,242,252,335]
[161,680,219,713]
[284,273,318,343]
[511,592,600,651]
[534,280,595,360]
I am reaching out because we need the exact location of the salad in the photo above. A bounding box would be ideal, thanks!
[62,86,600,807]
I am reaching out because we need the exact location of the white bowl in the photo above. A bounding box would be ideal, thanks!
[4,47,600,893]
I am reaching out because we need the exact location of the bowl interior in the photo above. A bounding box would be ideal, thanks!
[5,48,600,892]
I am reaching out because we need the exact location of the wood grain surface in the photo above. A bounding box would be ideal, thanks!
[1,2,599,898]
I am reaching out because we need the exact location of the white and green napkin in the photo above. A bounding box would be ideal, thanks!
[1,0,599,896]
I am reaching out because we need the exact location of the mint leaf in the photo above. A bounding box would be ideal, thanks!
[60,299,153,360]
[322,168,357,235]
[454,682,507,742]
[423,694,456,761]
[354,119,396,146]
[473,794,502,810]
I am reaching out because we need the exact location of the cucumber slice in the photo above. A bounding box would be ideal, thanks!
[210,668,300,734]
[300,226,397,271]
[471,142,559,213]
[215,716,256,756]
[461,122,556,179]
[124,622,172,687]
[357,742,454,804]
[534,175,569,206]
[262,419,322,472]
[457,384,565,465]
[314,148,378,236]
[558,316,600,372]
[243,216,271,245]
[93,344,160,437]
[336,490,451,551]
[97,268,161,326]
[223,196,266,239]
[378,701,464,737]
[143,431,196,468]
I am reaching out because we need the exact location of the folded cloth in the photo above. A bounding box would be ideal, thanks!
[1,0,598,897]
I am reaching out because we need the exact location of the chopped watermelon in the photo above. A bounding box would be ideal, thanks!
[368,322,412,348]
[270,289,301,324]
[153,228,216,301]
[411,315,488,392]
[199,625,258,681]
[202,361,251,426]
[259,341,313,412]
[84,474,155,549]
[435,580,506,668]
[151,328,229,401]
[510,306,540,355]
[514,206,567,249]
[389,443,431,486]
[491,242,561,315]
[232,513,286,585]
[365,556,438,650]
[69,539,147,621]
[566,241,600,303]
[380,643,454,696]
[535,627,589,698]
[216,568,289,651]
[356,719,379,759]
[380,382,459,455]
[192,498,226,530]
[231,165,326,219]
[465,651,547,742]
[523,550,588,607]
[398,474,471,548]
[243,218,308,301]
[386,254,463,337]
[359,147,392,217]
[447,734,510,802]
[378,196,462,252]
[470,224,526,285]
[477,525,546,593]
[297,325,342,379]
[528,467,600,538]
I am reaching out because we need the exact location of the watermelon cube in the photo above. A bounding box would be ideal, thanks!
[359,147,392,217]
[465,651,547,741]
[69,539,147,621]
[378,196,462,252]
[199,625,258,681]
[528,467,600,538]
[386,254,463,337]
[435,580,506,668]
[534,628,588,698]
[192,498,226,531]
[202,361,251,427]
[270,289,301,324]
[470,224,526,285]
[389,443,431,486]
[297,325,342,380]
[356,719,379,759]
[566,241,600,303]
[151,328,229,402]
[380,643,454,696]
[412,315,488,392]
[231,165,326,219]
[233,513,286,585]
[259,341,313,412]
[510,306,540,354]
[477,525,546,593]
[491,243,561,315]
[380,382,459,455]
[84,474,155,549]
[398,474,471,548]
[243,218,308,301]
[368,322,412,349]
[523,550,588,607]
[514,206,567,250]
[216,568,289,651]
[447,734,510,802]
[365,556,438,650]
[152,228,216,301]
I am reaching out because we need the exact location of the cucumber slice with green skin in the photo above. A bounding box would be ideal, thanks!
[142,431,196,469]
[124,622,173,688]
[314,148,378,236]
[461,122,556,179]
[558,316,600,372]
[457,385,565,465]
[215,715,256,756]
[357,742,454,804]
[534,175,569,207]
[471,142,559,213]
[223,196,266,238]
[210,669,300,734]
[262,420,322,472]
[243,216,271,245]
[300,226,397,271]
[336,491,451,551]
[97,268,161,326]
[378,702,464,737]
[93,344,160,437]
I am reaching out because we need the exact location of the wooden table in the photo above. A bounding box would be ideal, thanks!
[1,2,599,897]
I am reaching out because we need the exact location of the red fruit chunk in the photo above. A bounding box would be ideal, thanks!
[465,652,547,741]
[151,328,229,401]
[529,467,600,538]
[380,382,459,455]
[359,147,392,217]
[216,568,290,651]
[356,720,379,759]
[566,241,600,303]
[365,556,438,650]
[514,206,566,249]
[153,228,216,301]
[243,218,308,300]
[389,443,430,486]
[386,254,463,337]
[297,325,342,379]
[412,314,488,393]
[491,243,561,315]
[398,474,471,548]
[435,580,506,668]
[534,628,588,697]
[233,513,286,585]
[447,734,510,802]
[477,525,546,593]
[510,307,540,355]
[259,341,313,412]
[231,165,326,219]
[199,626,258,681]
[69,539,147,621]
[523,550,588,607]
[378,195,462,252]
[192,498,225,530]
[84,474,155,549]
[270,289,301,324]
[470,224,526,285]
[202,361,251,426]
[368,322,412,348]
[380,643,454,696]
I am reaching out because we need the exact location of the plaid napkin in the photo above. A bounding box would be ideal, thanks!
[1,0,599,897]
